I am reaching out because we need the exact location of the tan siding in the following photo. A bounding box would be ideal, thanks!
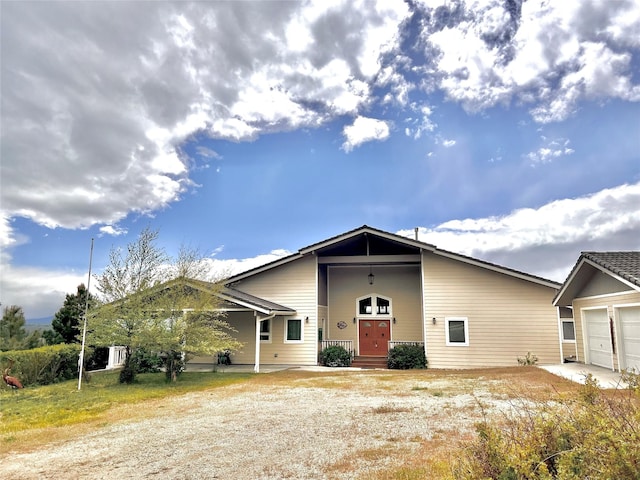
[422,253,561,368]
[189,311,255,365]
[573,291,640,370]
[234,255,318,365]
[327,265,422,355]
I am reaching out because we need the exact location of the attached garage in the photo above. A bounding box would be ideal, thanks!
[554,252,640,372]
[583,308,613,369]
[617,306,640,372]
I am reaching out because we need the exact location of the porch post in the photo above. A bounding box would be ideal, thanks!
[254,313,261,373]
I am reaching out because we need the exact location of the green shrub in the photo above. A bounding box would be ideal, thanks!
[387,344,427,369]
[452,376,640,479]
[319,345,352,367]
[132,348,163,373]
[0,344,82,386]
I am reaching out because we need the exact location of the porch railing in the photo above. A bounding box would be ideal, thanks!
[320,340,354,358]
[106,346,127,369]
[388,341,424,350]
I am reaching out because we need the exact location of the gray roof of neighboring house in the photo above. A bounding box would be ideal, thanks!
[553,251,640,306]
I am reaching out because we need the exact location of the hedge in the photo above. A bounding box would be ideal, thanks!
[0,344,83,386]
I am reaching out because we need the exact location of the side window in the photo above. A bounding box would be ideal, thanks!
[377,298,390,314]
[446,317,469,346]
[260,319,271,342]
[359,297,372,315]
[562,320,576,341]
[285,319,303,342]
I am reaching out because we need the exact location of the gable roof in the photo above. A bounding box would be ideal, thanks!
[553,251,640,306]
[224,225,560,289]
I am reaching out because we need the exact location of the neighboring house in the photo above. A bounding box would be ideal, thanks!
[189,226,564,371]
[554,252,640,372]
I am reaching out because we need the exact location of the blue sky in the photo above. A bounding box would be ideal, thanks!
[1,0,639,319]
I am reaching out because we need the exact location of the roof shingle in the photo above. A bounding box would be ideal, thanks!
[581,251,640,288]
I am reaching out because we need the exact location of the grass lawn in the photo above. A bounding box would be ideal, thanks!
[0,370,253,449]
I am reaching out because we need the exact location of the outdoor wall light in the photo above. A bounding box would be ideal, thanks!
[353,317,356,324]
[305,316,309,323]
[368,266,375,285]
[393,317,396,324]
[432,317,436,325]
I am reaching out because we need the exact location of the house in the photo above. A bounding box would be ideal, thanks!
[553,252,640,372]
[190,225,565,371]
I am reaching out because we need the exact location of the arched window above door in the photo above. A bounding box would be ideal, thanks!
[357,294,392,316]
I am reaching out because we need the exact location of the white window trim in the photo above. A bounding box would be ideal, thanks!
[284,318,304,343]
[445,317,469,346]
[260,319,272,343]
[355,294,393,317]
[561,320,576,343]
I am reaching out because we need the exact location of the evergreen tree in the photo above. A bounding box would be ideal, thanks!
[48,284,97,344]
[0,305,27,351]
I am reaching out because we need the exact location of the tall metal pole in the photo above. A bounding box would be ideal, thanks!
[78,238,94,391]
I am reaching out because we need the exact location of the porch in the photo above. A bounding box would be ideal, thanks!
[320,340,425,368]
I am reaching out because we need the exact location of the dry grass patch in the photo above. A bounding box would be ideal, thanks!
[371,404,414,414]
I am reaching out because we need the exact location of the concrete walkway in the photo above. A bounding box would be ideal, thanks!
[539,363,629,389]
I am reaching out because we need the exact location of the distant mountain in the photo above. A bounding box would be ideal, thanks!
[26,316,53,328]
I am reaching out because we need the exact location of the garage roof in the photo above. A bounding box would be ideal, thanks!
[553,251,640,306]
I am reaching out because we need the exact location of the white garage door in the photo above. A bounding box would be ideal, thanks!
[618,307,640,372]
[584,308,613,369]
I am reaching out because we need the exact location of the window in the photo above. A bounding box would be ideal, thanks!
[357,295,392,316]
[377,298,390,315]
[446,317,469,346]
[359,297,372,315]
[285,319,303,342]
[562,320,576,341]
[260,319,271,342]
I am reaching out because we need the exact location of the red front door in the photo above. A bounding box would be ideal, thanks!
[359,319,390,356]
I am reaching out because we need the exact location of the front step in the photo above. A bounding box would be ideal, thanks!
[352,356,388,369]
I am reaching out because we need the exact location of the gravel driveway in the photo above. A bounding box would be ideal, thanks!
[1,370,517,479]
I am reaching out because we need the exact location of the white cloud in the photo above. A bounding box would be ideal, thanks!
[1,1,410,231]
[525,137,574,164]
[442,139,456,147]
[404,105,436,139]
[205,249,292,280]
[342,116,391,152]
[99,225,128,237]
[398,182,640,282]
[415,0,640,122]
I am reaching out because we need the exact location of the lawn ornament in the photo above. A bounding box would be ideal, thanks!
[3,359,24,389]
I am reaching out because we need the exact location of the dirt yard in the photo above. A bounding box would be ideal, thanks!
[0,367,574,479]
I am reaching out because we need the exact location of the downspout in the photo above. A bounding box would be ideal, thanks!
[254,312,276,373]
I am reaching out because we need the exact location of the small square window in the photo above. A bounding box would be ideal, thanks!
[562,320,575,342]
[446,317,469,346]
[286,319,303,342]
[260,319,271,342]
